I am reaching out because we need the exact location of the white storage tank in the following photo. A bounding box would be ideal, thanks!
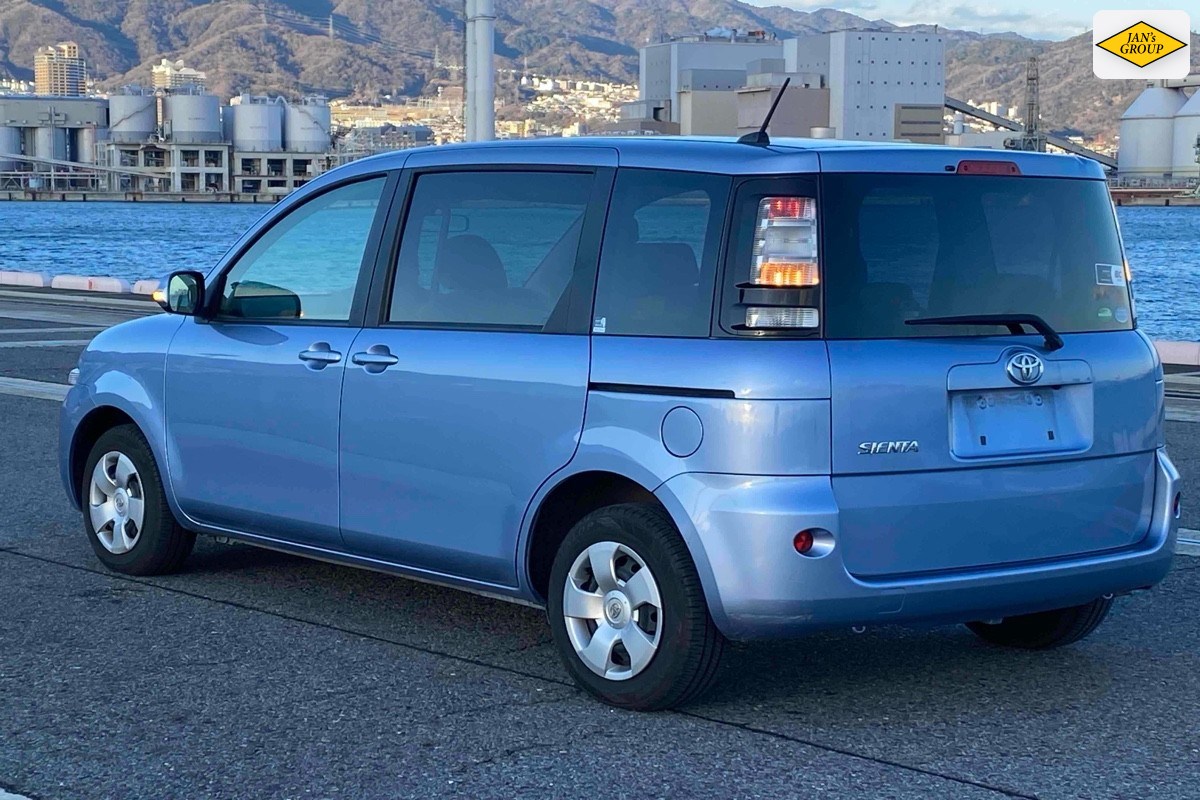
[109,94,157,143]
[72,126,101,163]
[1170,90,1200,179]
[230,95,283,152]
[164,94,221,144]
[0,126,20,171]
[1117,86,1187,178]
[34,127,67,162]
[284,96,332,152]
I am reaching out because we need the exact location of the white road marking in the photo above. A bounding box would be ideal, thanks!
[0,307,139,326]
[0,339,94,349]
[0,289,152,309]
[1179,532,1200,557]
[0,377,69,401]
[1166,405,1200,424]
[0,788,34,799]
[0,326,105,335]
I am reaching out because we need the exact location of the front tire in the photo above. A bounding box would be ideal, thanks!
[82,424,195,576]
[966,597,1113,650]
[547,503,724,711]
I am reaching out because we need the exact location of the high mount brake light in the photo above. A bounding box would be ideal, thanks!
[956,160,1021,175]
[745,196,820,330]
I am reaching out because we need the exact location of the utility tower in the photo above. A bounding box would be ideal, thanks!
[1013,56,1047,152]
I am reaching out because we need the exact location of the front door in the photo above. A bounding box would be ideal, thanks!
[339,167,607,586]
[166,175,392,548]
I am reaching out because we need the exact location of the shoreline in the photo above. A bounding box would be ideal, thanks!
[0,190,286,204]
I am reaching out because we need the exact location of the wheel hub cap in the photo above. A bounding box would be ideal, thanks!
[562,540,663,681]
[87,451,144,555]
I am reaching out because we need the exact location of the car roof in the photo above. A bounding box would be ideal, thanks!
[342,135,1106,180]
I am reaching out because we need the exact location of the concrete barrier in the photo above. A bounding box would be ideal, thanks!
[49,274,133,294]
[0,270,51,288]
[131,279,161,296]
[1155,340,1200,367]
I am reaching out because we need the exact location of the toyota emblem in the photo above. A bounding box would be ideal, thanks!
[1005,352,1044,385]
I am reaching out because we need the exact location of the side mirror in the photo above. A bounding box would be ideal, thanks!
[154,271,205,315]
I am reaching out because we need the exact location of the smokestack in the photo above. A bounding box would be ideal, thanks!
[465,0,496,141]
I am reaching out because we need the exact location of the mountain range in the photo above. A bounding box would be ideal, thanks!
[0,0,1178,139]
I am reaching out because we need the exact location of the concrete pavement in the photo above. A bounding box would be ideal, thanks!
[1,292,1199,799]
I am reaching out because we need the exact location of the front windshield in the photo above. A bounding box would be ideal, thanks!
[820,173,1133,339]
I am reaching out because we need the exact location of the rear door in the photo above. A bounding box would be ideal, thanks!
[818,169,1159,578]
[337,162,613,586]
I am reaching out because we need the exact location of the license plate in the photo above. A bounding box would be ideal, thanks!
[952,388,1063,457]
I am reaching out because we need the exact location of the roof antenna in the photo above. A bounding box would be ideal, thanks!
[738,77,790,146]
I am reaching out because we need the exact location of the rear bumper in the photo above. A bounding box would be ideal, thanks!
[655,448,1180,641]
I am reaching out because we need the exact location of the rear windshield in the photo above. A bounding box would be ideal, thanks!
[820,174,1132,339]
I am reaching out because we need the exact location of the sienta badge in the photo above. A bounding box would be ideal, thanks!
[1094,10,1190,79]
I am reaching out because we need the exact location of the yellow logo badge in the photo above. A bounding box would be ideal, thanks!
[1096,21,1187,68]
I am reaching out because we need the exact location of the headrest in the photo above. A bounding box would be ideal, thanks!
[438,235,507,291]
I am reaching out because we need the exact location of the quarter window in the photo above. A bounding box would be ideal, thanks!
[593,169,730,337]
[218,177,386,322]
[389,171,593,329]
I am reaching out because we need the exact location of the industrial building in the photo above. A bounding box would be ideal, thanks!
[1116,79,1200,184]
[0,89,336,198]
[621,29,945,143]
[34,42,87,97]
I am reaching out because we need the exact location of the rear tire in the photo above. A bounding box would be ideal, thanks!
[966,597,1113,650]
[82,424,195,576]
[547,503,724,711]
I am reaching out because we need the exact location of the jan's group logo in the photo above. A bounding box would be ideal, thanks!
[1093,11,1190,79]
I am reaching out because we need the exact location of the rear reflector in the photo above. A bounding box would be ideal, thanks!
[793,530,815,554]
[957,160,1021,175]
[745,306,818,329]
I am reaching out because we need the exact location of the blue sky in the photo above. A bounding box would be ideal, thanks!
[745,0,1194,40]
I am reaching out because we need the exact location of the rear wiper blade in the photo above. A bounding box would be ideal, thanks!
[905,313,1064,352]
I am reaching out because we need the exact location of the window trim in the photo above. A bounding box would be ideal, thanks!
[363,164,614,336]
[202,171,400,327]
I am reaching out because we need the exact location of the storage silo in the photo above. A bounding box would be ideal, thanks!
[1170,90,1200,180]
[108,93,157,143]
[34,127,67,162]
[230,96,283,152]
[284,97,332,152]
[72,126,100,163]
[164,93,221,143]
[0,126,20,172]
[1117,86,1187,178]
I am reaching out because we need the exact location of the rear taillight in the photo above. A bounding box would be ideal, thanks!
[743,195,819,330]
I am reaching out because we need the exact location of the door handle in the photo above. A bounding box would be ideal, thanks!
[298,342,342,369]
[352,345,399,373]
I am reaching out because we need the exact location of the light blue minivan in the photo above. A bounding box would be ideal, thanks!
[60,138,1181,710]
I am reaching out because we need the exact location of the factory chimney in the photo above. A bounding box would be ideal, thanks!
[465,0,496,141]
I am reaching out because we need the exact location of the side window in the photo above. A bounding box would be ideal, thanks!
[389,171,593,329]
[219,177,387,322]
[593,169,730,337]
